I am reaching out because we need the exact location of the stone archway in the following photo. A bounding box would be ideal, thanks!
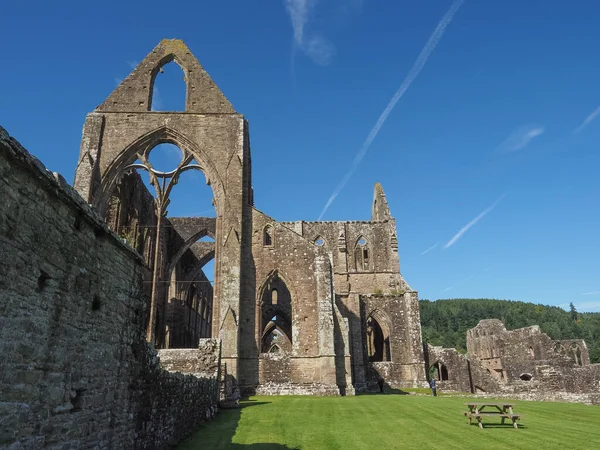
[366,310,392,362]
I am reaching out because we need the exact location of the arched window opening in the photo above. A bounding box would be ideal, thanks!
[261,322,292,353]
[150,60,187,112]
[431,362,449,381]
[366,315,391,362]
[109,144,215,260]
[529,346,535,359]
[184,245,215,336]
[167,235,214,350]
[147,143,183,172]
[269,344,281,354]
[520,373,533,381]
[314,236,325,247]
[354,236,370,271]
[553,342,565,355]
[163,162,215,218]
[260,271,293,353]
[264,225,273,246]
[571,344,582,366]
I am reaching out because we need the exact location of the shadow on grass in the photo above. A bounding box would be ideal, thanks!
[178,399,299,449]
[356,383,416,396]
[469,423,526,430]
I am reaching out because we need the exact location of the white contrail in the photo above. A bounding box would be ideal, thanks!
[317,0,465,220]
[498,125,544,152]
[444,194,506,249]
[574,105,600,133]
[421,242,440,255]
[582,290,600,296]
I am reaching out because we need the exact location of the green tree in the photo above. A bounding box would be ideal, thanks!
[570,302,579,322]
[419,298,600,363]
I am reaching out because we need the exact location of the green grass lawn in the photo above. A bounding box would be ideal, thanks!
[179,394,600,449]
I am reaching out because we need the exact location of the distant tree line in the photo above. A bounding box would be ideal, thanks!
[419,299,600,364]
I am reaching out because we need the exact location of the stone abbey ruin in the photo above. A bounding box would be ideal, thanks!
[1,39,599,448]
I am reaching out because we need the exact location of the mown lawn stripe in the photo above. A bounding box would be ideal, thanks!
[179,395,600,449]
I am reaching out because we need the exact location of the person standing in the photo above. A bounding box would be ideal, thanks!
[429,378,437,396]
[377,376,385,393]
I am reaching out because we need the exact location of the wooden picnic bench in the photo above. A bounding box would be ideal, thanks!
[463,402,521,429]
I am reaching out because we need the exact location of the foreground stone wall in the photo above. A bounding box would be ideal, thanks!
[157,339,221,379]
[0,127,218,449]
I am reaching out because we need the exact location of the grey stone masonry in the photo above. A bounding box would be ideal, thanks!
[0,126,218,449]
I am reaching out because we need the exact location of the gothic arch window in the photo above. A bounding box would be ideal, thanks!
[354,236,370,271]
[261,319,292,354]
[269,344,281,354]
[149,56,187,112]
[571,344,583,366]
[260,271,293,353]
[314,236,325,247]
[264,225,273,246]
[366,314,391,362]
[432,361,449,381]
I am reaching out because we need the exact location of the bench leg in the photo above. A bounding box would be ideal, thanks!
[478,417,484,430]
[501,417,505,425]
[513,418,518,429]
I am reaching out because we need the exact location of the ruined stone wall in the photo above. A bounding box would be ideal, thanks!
[361,293,426,388]
[0,128,218,449]
[426,346,471,392]
[425,345,500,394]
[241,209,339,395]
[105,170,157,266]
[467,320,591,380]
[463,319,600,402]
[73,40,250,386]
[258,354,292,384]
[157,339,220,379]
[336,294,367,389]
[281,219,406,295]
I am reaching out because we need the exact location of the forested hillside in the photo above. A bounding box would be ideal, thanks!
[419,299,600,364]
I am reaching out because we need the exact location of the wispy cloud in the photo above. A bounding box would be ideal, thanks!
[498,124,544,152]
[284,0,335,69]
[127,60,139,70]
[444,194,506,249]
[421,242,440,255]
[573,105,600,134]
[317,0,465,220]
[114,77,123,86]
[582,290,600,296]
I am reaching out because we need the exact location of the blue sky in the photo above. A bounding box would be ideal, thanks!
[2,1,599,311]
